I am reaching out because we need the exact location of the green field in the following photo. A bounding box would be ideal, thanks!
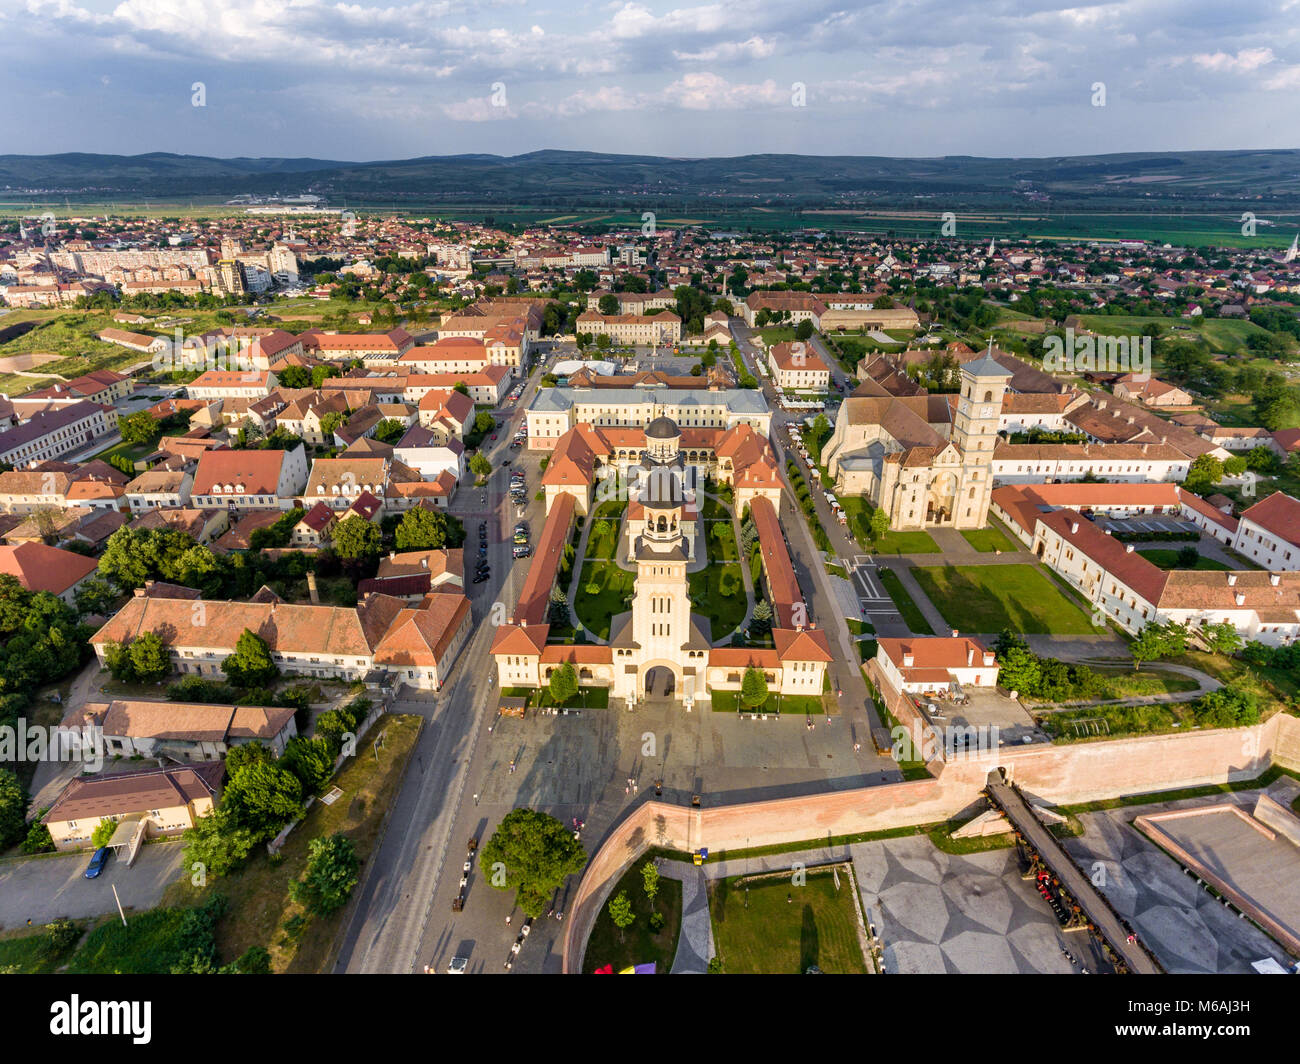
[574,560,636,640]
[688,564,746,639]
[709,691,824,714]
[878,568,934,635]
[960,527,1017,553]
[868,529,941,555]
[581,860,683,975]
[1138,549,1231,571]
[910,563,1098,635]
[710,868,869,975]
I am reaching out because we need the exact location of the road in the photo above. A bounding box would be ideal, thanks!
[334,356,553,974]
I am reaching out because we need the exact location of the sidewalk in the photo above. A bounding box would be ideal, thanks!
[657,859,714,973]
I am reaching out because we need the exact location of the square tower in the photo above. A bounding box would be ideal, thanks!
[953,345,1012,527]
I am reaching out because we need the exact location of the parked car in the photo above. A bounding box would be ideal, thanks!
[513,545,531,558]
[473,570,490,584]
[84,847,110,879]
[447,956,468,974]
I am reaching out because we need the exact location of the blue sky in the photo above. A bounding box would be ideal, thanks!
[3,0,1298,159]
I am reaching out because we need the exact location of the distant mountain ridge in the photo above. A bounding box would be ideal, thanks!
[2,148,1298,207]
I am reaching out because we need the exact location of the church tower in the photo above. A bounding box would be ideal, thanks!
[953,340,1011,528]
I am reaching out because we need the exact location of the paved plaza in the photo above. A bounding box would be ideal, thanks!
[1060,793,1294,974]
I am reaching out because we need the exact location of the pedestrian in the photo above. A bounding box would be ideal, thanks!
[506,915,511,925]
[854,742,861,752]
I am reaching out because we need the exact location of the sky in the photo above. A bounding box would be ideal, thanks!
[2,0,1299,161]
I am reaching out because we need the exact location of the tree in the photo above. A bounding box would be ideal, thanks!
[641,860,660,902]
[395,506,463,550]
[128,631,171,683]
[373,418,406,444]
[118,411,163,447]
[0,769,28,850]
[548,663,578,705]
[91,818,118,848]
[598,293,619,315]
[331,515,382,560]
[740,666,769,708]
[1129,624,1169,671]
[794,319,814,341]
[1201,620,1243,656]
[1176,545,1199,568]
[473,410,496,435]
[319,410,348,440]
[222,628,279,688]
[480,808,587,918]
[1184,454,1224,494]
[289,833,360,916]
[868,507,890,542]
[280,736,334,796]
[223,760,304,839]
[607,890,635,942]
[74,576,118,617]
[469,453,492,481]
[993,629,1042,696]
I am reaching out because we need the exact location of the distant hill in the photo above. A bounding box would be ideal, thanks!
[2,148,1299,208]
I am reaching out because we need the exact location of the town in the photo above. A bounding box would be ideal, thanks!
[0,198,1297,984]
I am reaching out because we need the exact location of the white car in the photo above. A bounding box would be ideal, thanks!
[447,956,468,974]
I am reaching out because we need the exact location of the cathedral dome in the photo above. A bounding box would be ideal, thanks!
[645,416,680,440]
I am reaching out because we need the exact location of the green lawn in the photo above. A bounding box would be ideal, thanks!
[707,520,738,561]
[581,860,683,974]
[0,923,84,974]
[839,490,940,553]
[710,868,869,974]
[574,561,637,640]
[1138,549,1231,572]
[910,563,1097,635]
[586,498,627,561]
[66,907,191,974]
[960,527,1016,553]
[709,691,824,714]
[877,568,934,635]
[688,564,746,639]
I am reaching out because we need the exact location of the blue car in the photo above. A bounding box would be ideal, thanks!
[84,847,110,879]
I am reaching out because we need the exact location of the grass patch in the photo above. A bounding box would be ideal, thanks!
[709,691,825,714]
[66,907,190,974]
[160,713,420,972]
[0,922,85,974]
[959,527,1015,553]
[825,563,848,579]
[1168,651,1298,714]
[1037,702,1198,742]
[1138,549,1230,571]
[581,860,682,974]
[688,563,746,639]
[710,867,867,974]
[846,619,875,636]
[877,568,934,634]
[574,560,637,640]
[868,529,940,555]
[911,563,1097,635]
[1057,764,1300,815]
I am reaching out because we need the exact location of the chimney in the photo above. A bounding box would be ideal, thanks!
[1125,543,1134,553]
[1142,443,1148,454]
[421,557,428,569]
[389,551,395,561]
[1235,592,1246,606]
[1070,520,1079,534]
[1270,573,1280,586]
[950,629,959,638]
[306,571,319,604]
[1098,399,1106,410]
[902,652,915,667]
[967,645,975,667]
[984,652,996,666]
[1227,574,1237,587]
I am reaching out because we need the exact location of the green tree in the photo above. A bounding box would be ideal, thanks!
[548,662,579,705]
[0,769,28,850]
[91,818,118,848]
[183,807,259,878]
[223,760,304,838]
[740,665,769,708]
[1129,624,1169,671]
[319,410,349,440]
[280,736,334,796]
[331,515,382,560]
[1201,620,1243,656]
[222,628,279,688]
[641,860,660,902]
[73,576,118,617]
[1184,454,1224,494]
[794,319,814,341]
[395,506,462,550]
[469,453,492,481]
[21,816,54,855]
[480,808,587,919]
[607,890,635,943]
[373,418,407,444]
[289,833,360,916]
[101,639,136,682]
[598,293,619,315]
[128,631,171,683]
[118,411,163,447]
[869,507,890,542]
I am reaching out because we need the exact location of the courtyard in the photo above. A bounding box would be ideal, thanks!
[909,563,1098,635]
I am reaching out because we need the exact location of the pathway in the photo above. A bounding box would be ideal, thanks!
[657,859,713,973]
[1030,662,1220,711]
